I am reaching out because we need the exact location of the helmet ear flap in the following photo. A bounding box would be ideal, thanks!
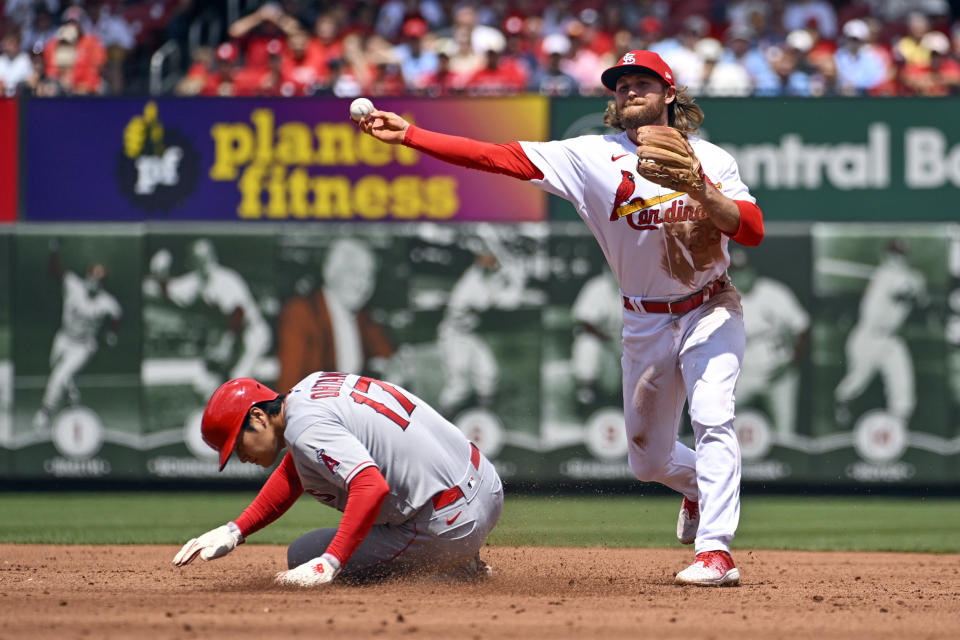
[201,378,278,471]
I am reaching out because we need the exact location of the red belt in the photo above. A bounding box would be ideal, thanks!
[622,277,728,315]
[432,443,481,510]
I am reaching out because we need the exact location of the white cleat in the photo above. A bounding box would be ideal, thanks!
[675,550,740,587]
[676,496,699,545]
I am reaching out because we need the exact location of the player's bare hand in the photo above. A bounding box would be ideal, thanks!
[275,553,341,587]
[357,110,410,145]
[172,522,244,566]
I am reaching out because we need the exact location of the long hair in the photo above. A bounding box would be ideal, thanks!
[602,86,704,135]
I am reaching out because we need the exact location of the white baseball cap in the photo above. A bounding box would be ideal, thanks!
[842,19,869,41]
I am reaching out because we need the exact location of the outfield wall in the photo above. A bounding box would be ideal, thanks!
[1,96,959,486]
[0,223,958,486]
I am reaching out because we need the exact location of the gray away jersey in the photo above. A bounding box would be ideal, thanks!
[283,371,477,524]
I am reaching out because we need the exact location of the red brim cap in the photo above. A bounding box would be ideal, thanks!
[601,50,675,91]
[216,429,240,471]
[201,377,279,471]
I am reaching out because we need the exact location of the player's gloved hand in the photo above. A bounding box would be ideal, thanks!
[275,553,341,587]
[635,125,706,196]
[172,522,244,567]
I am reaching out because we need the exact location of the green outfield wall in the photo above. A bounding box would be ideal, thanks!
[1,223,957,486]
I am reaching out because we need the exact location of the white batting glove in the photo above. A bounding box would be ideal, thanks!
[172,522,244,567]
[275,553,341,587]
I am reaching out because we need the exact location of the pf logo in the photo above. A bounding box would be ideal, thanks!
[623,53,635,64]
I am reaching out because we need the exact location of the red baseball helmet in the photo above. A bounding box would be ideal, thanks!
[201,378,278,471]
[601,50,675,91]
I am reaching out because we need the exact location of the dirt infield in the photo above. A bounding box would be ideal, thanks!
[1,545,958,639]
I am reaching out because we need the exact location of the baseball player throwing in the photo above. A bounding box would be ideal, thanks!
[173,372,503,584]
[356,50,764,586]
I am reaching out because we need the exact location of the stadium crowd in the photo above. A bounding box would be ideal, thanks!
[2,0,960,98]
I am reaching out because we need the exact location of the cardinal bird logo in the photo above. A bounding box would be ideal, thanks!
[611,170,636,218]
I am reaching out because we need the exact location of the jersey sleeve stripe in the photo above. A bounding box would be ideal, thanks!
[344,460,377,485]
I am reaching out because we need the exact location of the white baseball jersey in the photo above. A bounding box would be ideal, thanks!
[60,271,121,346]
[856,256,925,333]
[442,262,525,332]
[520,131,755,298]
[166,265,266,329]
[740,277,809,377]
[283,371,479,525]
[572,271,622,338]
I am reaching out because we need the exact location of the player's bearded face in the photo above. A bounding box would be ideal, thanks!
[618,91,666,129]
[615,73,670,129]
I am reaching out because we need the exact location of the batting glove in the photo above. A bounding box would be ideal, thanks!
[172,522,244,567]
[275,553,341,587]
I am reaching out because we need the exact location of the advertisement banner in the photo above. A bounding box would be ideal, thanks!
[549,98,960,223]
[0,99,17,222]
[22,97,548,223]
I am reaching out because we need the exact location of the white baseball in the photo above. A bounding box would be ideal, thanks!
[349,97,375,122]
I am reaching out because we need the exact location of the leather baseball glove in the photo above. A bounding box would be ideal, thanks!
[635,125,706,194]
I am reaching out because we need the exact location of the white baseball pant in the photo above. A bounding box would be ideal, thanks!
[620,288,744,555]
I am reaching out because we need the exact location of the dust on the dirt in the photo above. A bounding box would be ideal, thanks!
[1,544,958,639]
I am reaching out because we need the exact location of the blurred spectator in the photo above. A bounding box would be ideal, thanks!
[374,0,445,40]
[653,15,708,92]
[465,47,527,95]
[696,37,752,96]
[443,21,484,78]
[3,0,60,32]
[26,50,61,96]
[560,20,608,94]
[363,33,406,96]
[228,2,302,71]
[577,8,615,59]
[446,4,505,55]
[767,45,806,96]
[529,34,576,96]
[835,18,889,94]
[864,0,950,23]
[178,42,240,97]
[329,33,368,97]
[277,29,326,94]
[500,15,537,74]
[175,45,215,95]
[0,30,32,95]
[782,0,838,40]
[420,50,465,96]
[21,8,58,55]
[724,25,780,95]
[902,29,960,94]
[88,1,135,92]
[895,11,936,66]
[304,12,345,81]
[726,1,773,35]
[801,16,840,91]
[392,17,438,91]
[43,7,106,94]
